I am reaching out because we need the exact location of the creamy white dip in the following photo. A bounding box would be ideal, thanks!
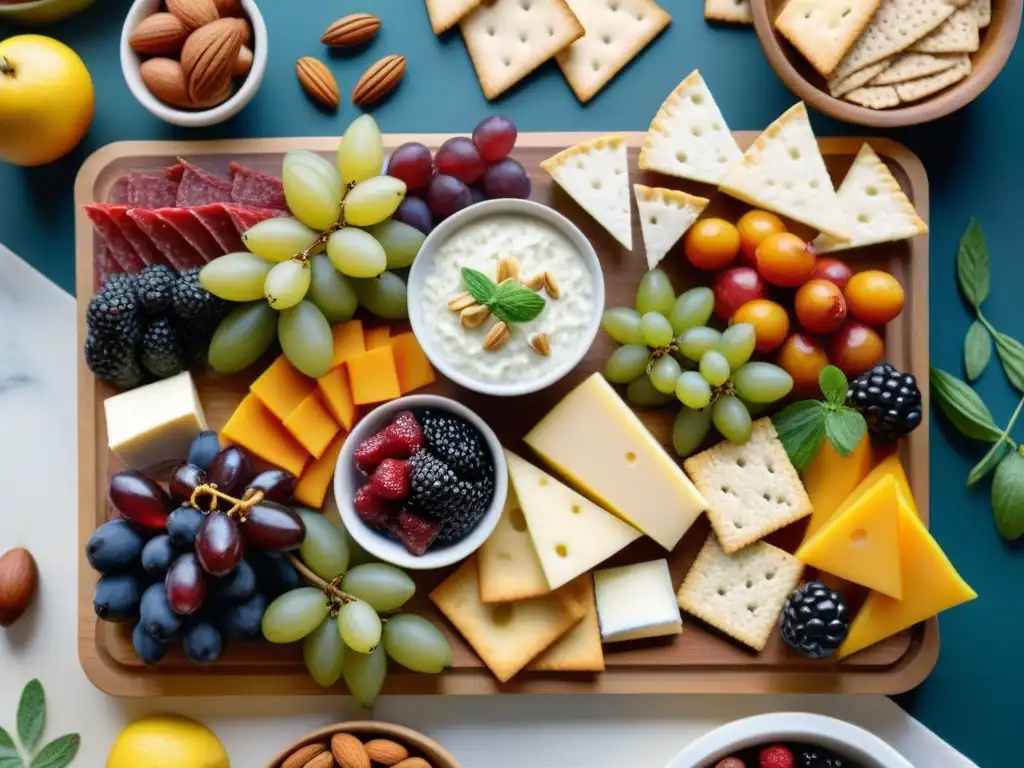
[422,214,596,385]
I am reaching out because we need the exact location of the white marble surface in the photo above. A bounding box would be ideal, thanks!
[0,242,978,767]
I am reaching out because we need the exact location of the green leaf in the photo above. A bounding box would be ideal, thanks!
[772,400,826,471]
[460,267,496,305]
[992,450,1024,541]
[993,330,1024,393]
[17,681,44,752]
[818,365,847,406]
[968,440,1012,488]
[929,367,1002,442]
[489,280,546,324]
[964,320,992,381]
[956,218,989,309]
[0,759,24,768]
[27,736,78,768]
[824,408,868,457]
[0,728,18,760]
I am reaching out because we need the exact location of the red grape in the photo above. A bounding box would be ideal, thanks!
[472,115,517,162]
[470,186,486,205]
[393,196,433,234]
[427,174,473,220]
[166,553,206,615]
[482,158,531,200]
[387,142,434,193]
[195,511,244,576]
[435,137,486,184]
[811,257,854,291]
[108,470,171,532]
[242,501,306,551]
[207,446,254,497]
[246,470,296,504]
[713,266,768,320]
[169,463,206,503]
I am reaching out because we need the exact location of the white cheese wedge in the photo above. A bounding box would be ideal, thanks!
[477,482,551,603]
[104,371,207,471]
[634,184,709,270]
[594,559,682,643]
[504,450,642,591]
[540,135,633,250]
[524,373,707,550]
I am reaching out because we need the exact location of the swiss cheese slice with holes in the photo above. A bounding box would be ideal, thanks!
[718,102,850,240]
[634,184,709,270]
[812,143,927,253]
[477,482,551,603]
[505,450,642,591]
[639,70,743,185]
[541,135,633,249]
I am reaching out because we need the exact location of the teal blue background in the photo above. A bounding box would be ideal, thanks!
[1,1,1021,763]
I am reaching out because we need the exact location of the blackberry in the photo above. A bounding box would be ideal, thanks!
[172,267,229,322]
[437,476,494,544]
[134,265,177,314]
[407,452,460,511]
[847,363,922,441]
[780,581,849,660]
[87,277,142,345]
[140,317,184,379]
[419,409,492,479]
[798,747,859,768]
[84,333,144,389]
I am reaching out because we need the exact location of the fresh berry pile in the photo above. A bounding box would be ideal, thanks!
[353,409,495,555]
[86,433,305,667]
[708,743,863,768]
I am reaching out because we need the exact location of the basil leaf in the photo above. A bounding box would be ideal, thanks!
[0,759,23,768]
[956,218,989,309]
[992,450,1024,541]
[27,736,78,768]
[930,367,1002,442]
[772,400,825,471]
[17,681,44,753]
[818,366,847,406]
[993,330,1024,393]
[824,408,867,457]
[964,320,992,381]
[968,440,1012,488]
[461,267,496,304]
[490,281,546,324]
[0,728,18,760]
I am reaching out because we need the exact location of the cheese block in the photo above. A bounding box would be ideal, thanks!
[594,559,682,643]
[477,482,551,604]
[796,473,902,598]
[221,394,309,477]
[249,354,316,421]
[838,488,977,659]
[105,371,208,471]
[317,367,357,431]
[525,373,707,550]
[282,390,341,460]
[346,346,402,405]
[505,450,642,590]
[800,436,875,543]
[634,184,709,270]
[839,452,917,519]
[329,320,365,368]
[294,431,346,509]
[390,331,436,394]
[364,325,391,350]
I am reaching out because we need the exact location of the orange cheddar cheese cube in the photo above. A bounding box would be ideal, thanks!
[221,394,309,477]
[347,346,402,405]
[282,390,341,460]
[330,320,366,368]
[317,366,357,431]
[249,354,316,421]
[294,431,346,509]
[364,325,391,350]
[800,437,875,543]
[390,331,435,394]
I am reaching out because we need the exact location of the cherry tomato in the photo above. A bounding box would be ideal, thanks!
[685,218,741,270]
[737,210,787,263]
[811,257,853,291]
[777,333,829,395]
[845,270,905,325]
[795,279,848,335]
[713,267,768,321]
[830,322,885,376]
[755,232,816,287]
[733,299,790,353]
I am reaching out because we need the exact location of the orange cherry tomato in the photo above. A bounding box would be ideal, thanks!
[685,218,741,270]
[737,210,787,263]
[777,333,830,395]
[755,232,816,287]
[830,322,885,377]
[733,299,790,353]
[845,270,905,325]
[795,279,848,335]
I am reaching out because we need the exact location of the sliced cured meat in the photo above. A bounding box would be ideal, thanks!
[154,208,223,262]
[229,162,288,210]
[165,163,185,182]
[175,159,233,207]
[222,203,289,236]
[103,205,163,266]
[128,208,205,272]
[108,175,130,204]
[191,204,245,253]
[128,173,180,209]
[83,204,144,273]
[94,243,116,289]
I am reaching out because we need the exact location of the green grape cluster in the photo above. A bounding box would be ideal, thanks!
[200,115,424,378]
[601,269,794,456]
[261,511,452,707]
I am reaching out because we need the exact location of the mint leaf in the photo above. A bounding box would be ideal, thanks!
[824,408,867,457]
[773,401,825,470]
[0,728,18,760]
[993,330,1024,393]
[28,735,78,768]
[992,450,1024,541]
[956,218,989,309]
[490,280,546,324]
[818,366,847,406]
[461,267,496,305]
[964,320,992,381]
[930,367,1002,442]
[0,759,23,768]
[17,681,44,753]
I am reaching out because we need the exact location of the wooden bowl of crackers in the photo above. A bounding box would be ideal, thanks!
[752,0,1022,126]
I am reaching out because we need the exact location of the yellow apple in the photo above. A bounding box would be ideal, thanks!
[0,35,95,167]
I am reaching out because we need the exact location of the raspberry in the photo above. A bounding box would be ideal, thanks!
[353,485,390,528]
[395,510,441,556]
[354,412,424,472]
[368,459,410,501]
[385,411,424,454]
[760,745,794,768]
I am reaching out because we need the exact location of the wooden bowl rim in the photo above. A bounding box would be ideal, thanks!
[751,0,1024,127]
[266,721,462,768]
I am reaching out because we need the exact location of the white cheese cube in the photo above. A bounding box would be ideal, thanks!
[594,559,682,643]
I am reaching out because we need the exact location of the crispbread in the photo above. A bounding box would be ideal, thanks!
[705,0,753,24]
[774,0,883,77]
[555,0,671,103]
[430,557,584,683]
[425,0,483,34]
[910,8,980,53]
[812,144,928,253]
[845,84,901,108]
[541,135,633,250]
[634,185,709,270]
[895,55,971,101]
[676,533,804,651]
[638,70,743,186]
[970,0,991,27]
[460,0,584,101]
[717,103,849,240]
[828,59,892,98]
[477,483,550,604]
[530,576,605,672]
[683,418,812,553]
[866,52,960,85]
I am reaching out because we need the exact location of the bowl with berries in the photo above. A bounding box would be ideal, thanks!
[335,395,507,570]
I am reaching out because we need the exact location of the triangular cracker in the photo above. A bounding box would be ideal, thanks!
[774,0,884,77]
[866,52,960,85]
[705,0,752,24]
[634,185,709,270]
[541,135,633,249]
[556,0,671,103]
[813,144,927,253]
[639,70,743,186]
[717,103,849,240]
[425,0,483,34]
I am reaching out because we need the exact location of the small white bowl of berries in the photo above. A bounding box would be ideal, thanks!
[334,396,507,570]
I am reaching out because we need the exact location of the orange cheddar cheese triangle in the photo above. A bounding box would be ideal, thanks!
[801,436,875,542]
[839,452,918,519]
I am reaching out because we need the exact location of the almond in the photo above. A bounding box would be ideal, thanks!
[352,54,405,107]
[280,744,327,768]
[331,733,370,768]
[496,255,520,283]
[233,45,253,78]
[322,13,381,47]
[193,79,233,108]
[529,333,551,356]
[167,0,219,30]
[129,12,189,55]
[0,548,36,628]
[236,18,251,46]
[297,57,340,109]
[460,304,491,329]
[304,754,335,768]
[543,271,561,299]
[393,759,432,768]
[213,0,244,17]
[181,18,243,105]
[521,273,545,291]
[483,321,510,352]
[363,739,409,766]
[139,57,193,108]
[447,291,477,312]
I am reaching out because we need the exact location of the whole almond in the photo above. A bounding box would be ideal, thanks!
[193,78,233,108]
[364,740,409,766]
[140,57,193,108]
[167,0,219,30]
[496,255,520,282]
[460,304,491,329]
[297,57,340,109]
[393,759,432,768]
[213,0,243,16]
[322,13,381,47]
[181,18,244,105]
[352,54,405,106]
[331,733,370,768]
[236,18,251,46]
[483,321,510,352]
[280,744,327,768]
[447,291,476,312]
[529,333,551,356]
[233,45,253,78]
[521,273,545,291]
[129,12,189,55]
[0,548,37,628]
[543,271,561,299]
[304,754,335,768]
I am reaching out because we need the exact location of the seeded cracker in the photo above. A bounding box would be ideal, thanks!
[895,55,972,101]
[970,0,991,28]
[530,576,605,672]
[677,533,804,651]
[705,0,753,24]
[910,8,980,53]
[866,52,961,85]
[460,0,584,101]
[828,59,892,98]
[425,0,483,34]
[845,85,901,109]
[477,483,551,604]
[634,185,709,271]
[774,0,883,77]
[555,0,671,104]
[683,418,812,553]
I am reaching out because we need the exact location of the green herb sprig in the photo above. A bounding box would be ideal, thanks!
[0,681,79,768]
[461,267,546,325]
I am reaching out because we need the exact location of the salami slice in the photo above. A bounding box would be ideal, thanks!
[94,243,115,289]
[128,173,180,209]
[229,162,288,210]
[83,204,145,273]
[103,205,163,266]
[191,205,245,253]
[154,208,223,262]
[128,209,205,272]
[175,159,233,207]
[108,175,130,204]
[165,163,185,182]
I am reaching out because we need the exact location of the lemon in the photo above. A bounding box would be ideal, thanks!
[106,715,229,768]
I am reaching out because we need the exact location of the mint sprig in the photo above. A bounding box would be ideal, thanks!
[461,267,546,325]
[0,681,78,768]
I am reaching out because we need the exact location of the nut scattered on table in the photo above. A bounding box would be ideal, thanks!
[0,547,38,628]
[322,13,382,47]
[352,54,406,106]
[297,57,341,109]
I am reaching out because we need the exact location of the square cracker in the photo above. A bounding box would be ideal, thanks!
[845,84,901,108]
[774,0,883,77]
[460,0,584,101]
[705,0,753,24]
[430,557,584,683]
[556,0,671,103]
[910,8,980,53]
[683,418,811,553]
[677,533,804,651]
[477,483,551,604]
[867,52,961,85]
[529,576,605,672]
[425,0,483,34]
[970,0,991,27]
[828,58,891,97]
[895,55,971,101]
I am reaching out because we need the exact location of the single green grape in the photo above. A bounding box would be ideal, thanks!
[635,268,675,315]
[700,350,731,387]
[342,643,387,708]
[675,371,712,409]
[732,362,795,403]
[297,509,350,582]
[351,272,409,319]
[640,312,674,348]
[308,253,359,323]
[603,344,650,384]
[367,219,425,270]
[264,259,311,310]
[601,307,645,346]
[287,150,343,202]
[673,406,712,457]
[713,395,753,444]
[626,376,675,407]
[338,114,385,186]
[341,563,416,613]
[339,599,383,654]
[327,228,387,278]
[208,302,277,374]
[344,176,407,227]
[669,287,715,335]
[282,151,343,231]
[649,354,683,394]
[261,587,330,644]
[278,301,333,378]
[382,614,454,674]
[303,616,345,687]
[720,323,757,370]
[242,218,320,263]
[199,252,271,302]
[677,326,722,361]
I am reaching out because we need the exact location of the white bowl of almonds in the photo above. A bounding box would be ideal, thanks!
[408,198,605,397]
[121,0,266,127]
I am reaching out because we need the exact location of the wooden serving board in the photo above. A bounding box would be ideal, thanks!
[75,132,934,698]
